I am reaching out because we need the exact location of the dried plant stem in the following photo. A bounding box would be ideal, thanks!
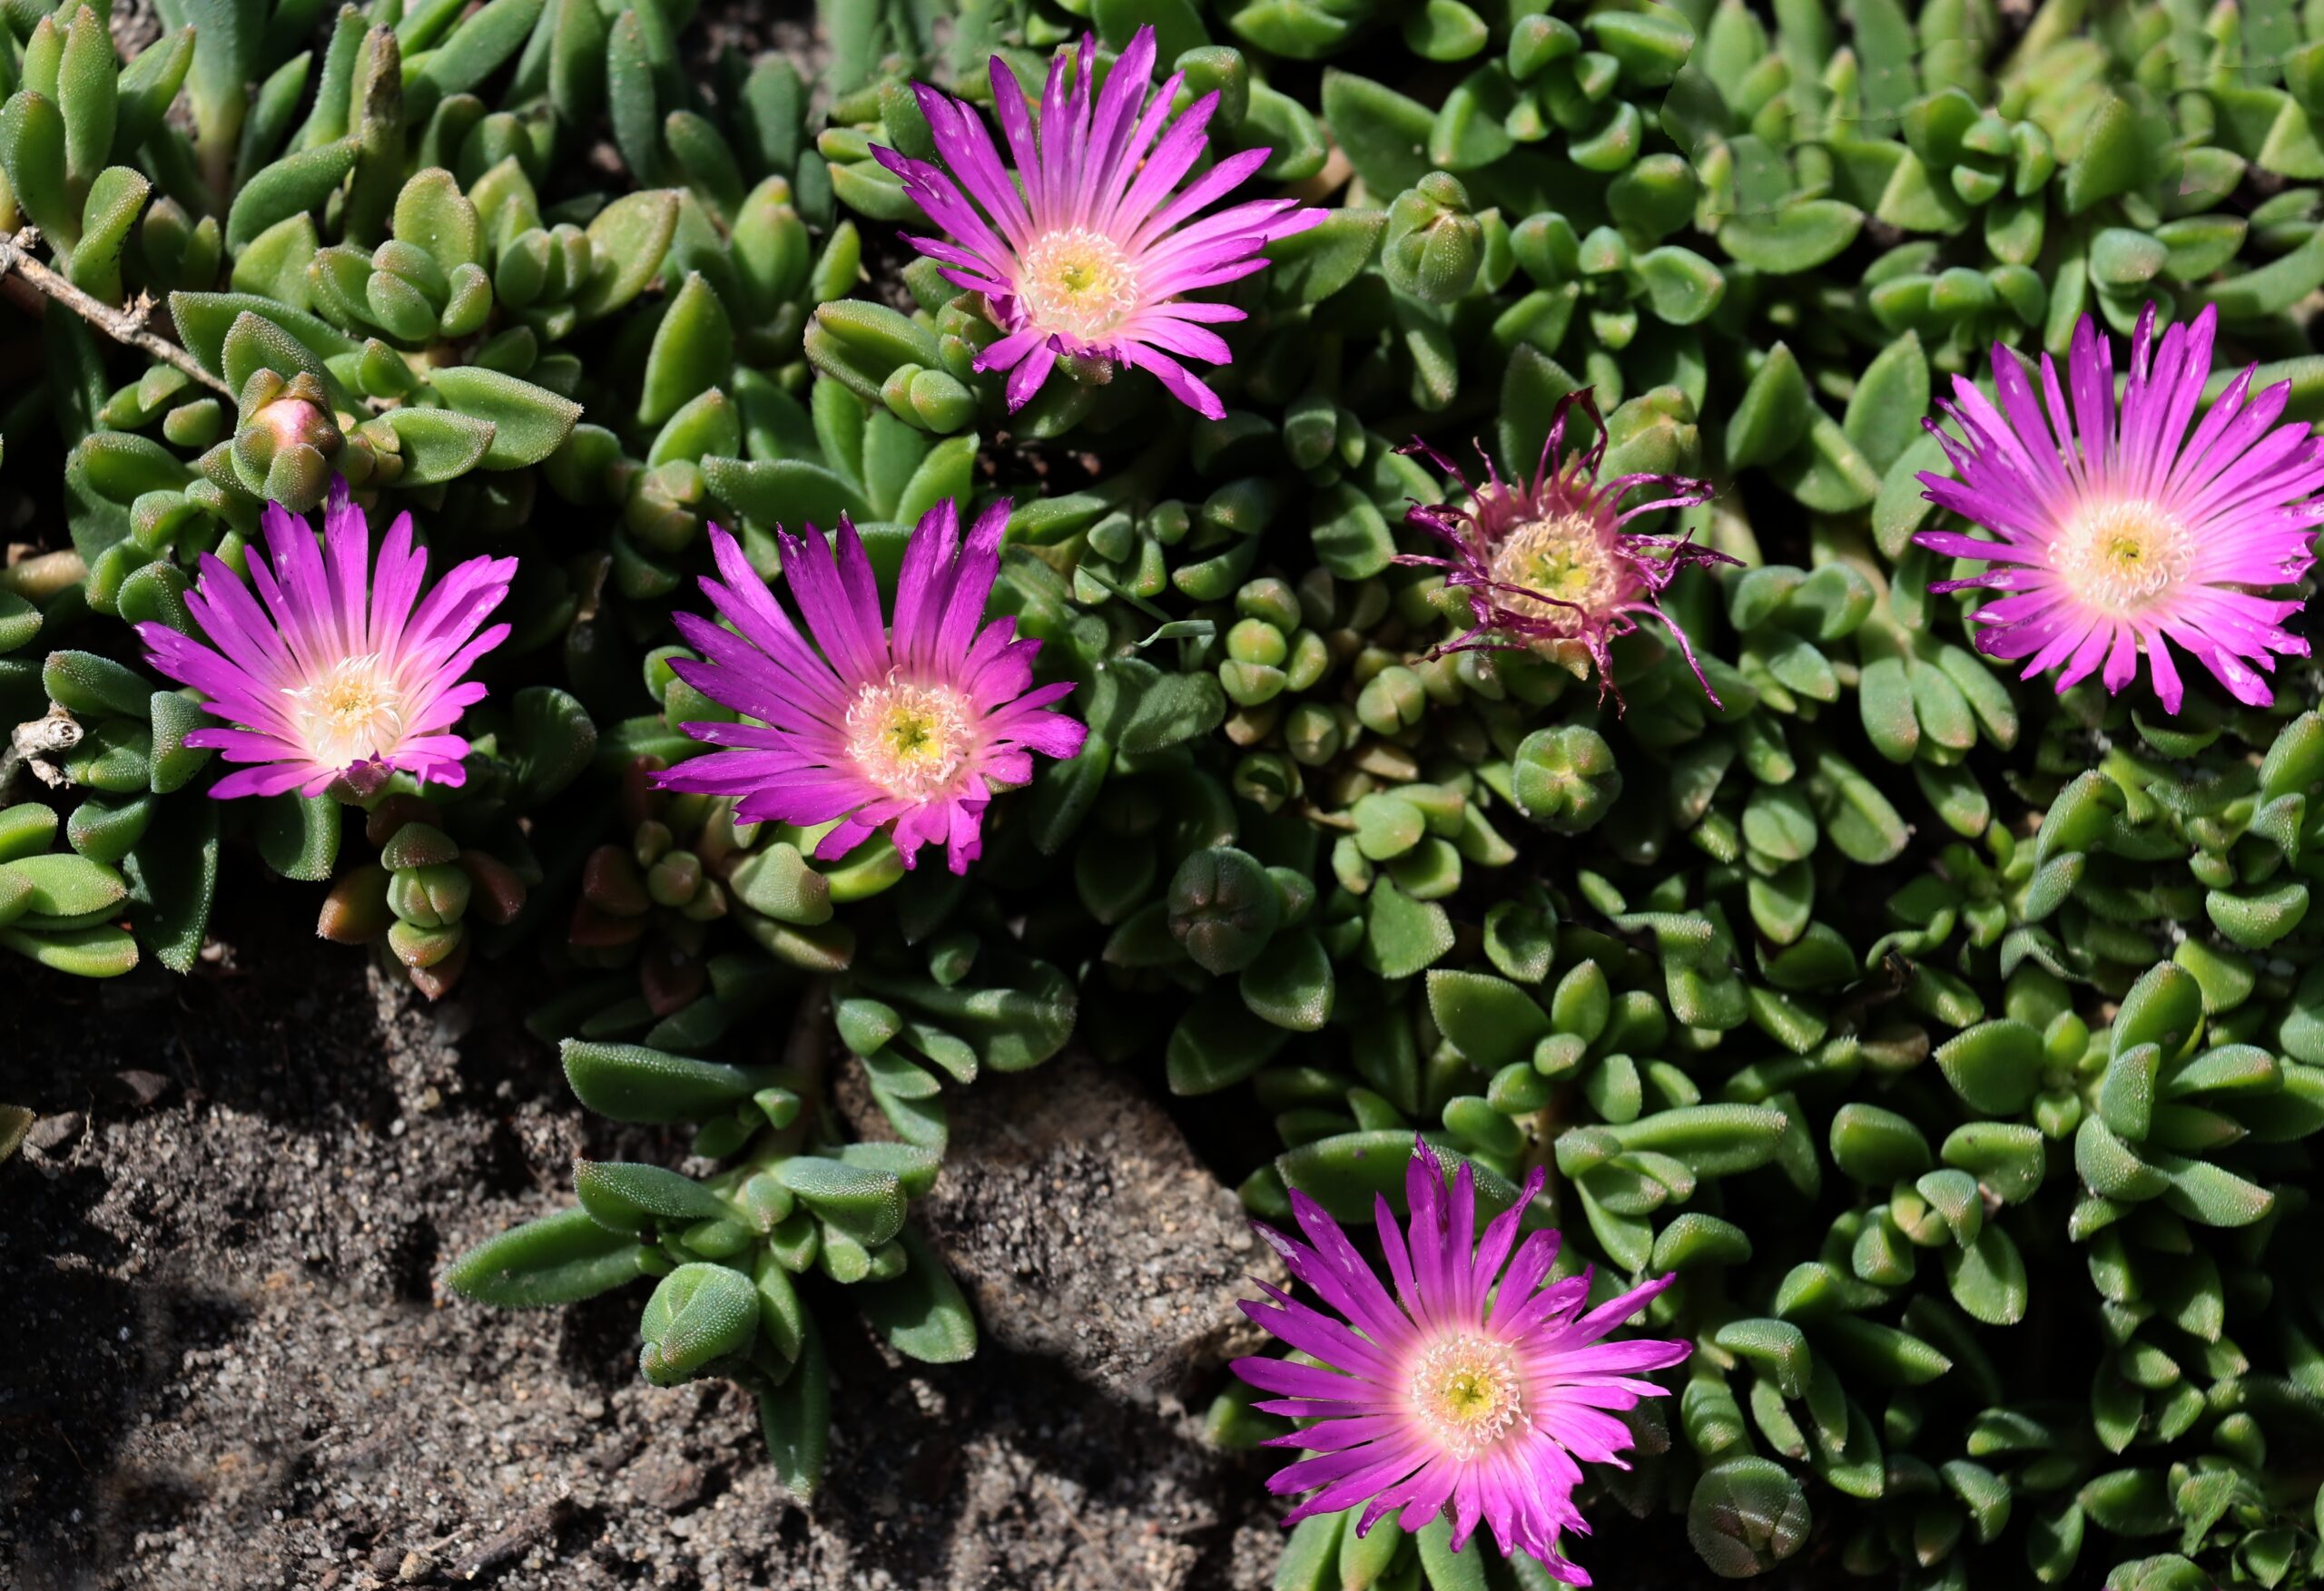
[0,227,233,399]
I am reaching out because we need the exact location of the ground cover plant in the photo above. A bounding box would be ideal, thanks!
[5,0,2324,1586]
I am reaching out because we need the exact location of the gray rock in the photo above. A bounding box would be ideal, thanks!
[23,1110,83,1155]
[111,1069,172,1107]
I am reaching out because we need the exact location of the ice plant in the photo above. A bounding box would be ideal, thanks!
[1233,1141,1689,1580]
[1402,389,1729,702]
[870,26,1324,419]
[654,499,1087,874]
[139,479,514,799]
[1915,302,2323,712]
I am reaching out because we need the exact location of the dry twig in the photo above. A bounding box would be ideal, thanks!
[0,227,234,398]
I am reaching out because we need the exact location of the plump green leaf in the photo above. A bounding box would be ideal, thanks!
[703,456,871,530]
[1688,1457,1811,1576]
[854,1226,975,1363]
[757,1317,830,1500]
[1320,72,1434,196]
[441,1205,658,1307]
[773,1155,906,1246]
[1265,209,1385,305]
[1167,989,1291,1094]
[562,1040,770,1124]
[1830,1103,1932,1182]
[576,1158,734,1231]
[1427,969,1550,1070]
[428,366,580,468]
[1934,1019,2043,1115]
[381,407,497,486]
[574,190,681,320]
[1719,201,1862,273]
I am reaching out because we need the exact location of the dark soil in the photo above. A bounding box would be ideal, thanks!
[0,876,1289,1590]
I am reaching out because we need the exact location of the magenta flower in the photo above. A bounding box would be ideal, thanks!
[1916,303,2322,712]
[654,499,1087,874]
[138,479,513,799]
[1403,389,1730,703]
[1233,1142,1689,1581]
[871,26,1324,419]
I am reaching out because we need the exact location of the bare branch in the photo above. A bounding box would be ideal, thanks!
[0,227,234,399]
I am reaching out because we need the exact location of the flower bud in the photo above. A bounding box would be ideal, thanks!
[264,444,332,514]
[1384,172,1484,304]
[638,1262,758,1387]
[1512,724,1623,833]
[245,371,343,455]
[388,861,474,928]
[231,373,343,511]
[1285,702,1344,765]
[1232,751,1301,814]
[1167,845,1283,975]
[647,850,704,908]
[1226,617,1289,669]
[1356,664,1427,735]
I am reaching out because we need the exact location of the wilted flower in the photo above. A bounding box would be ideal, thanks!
[655,499,1087,874]
[872,26,1324,419]
[139,479,513,799]
[1403,389,1728,702]
[1234,1140,1689,1580]
[1916,302,2322,712]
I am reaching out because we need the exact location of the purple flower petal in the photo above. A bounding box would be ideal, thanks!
[881,28,1309,416]
[651,495,1087,876]
[1235,1139,1687,1580]
[1916,303,2317,711]
[142,477,507,798]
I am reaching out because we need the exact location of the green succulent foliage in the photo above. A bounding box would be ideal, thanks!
[960,6,2321,1591]
[441,1024,999,1500]
[7,0,2324,1583]
[0,1101,30,1163]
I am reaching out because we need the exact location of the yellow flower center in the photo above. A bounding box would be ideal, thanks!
[1016,227,1142,345]
[845,677,974,800]
[1410,1333,1529,1459]
[2053,497,2194,616]
[288,653,406,770]
[1489,511,1624,636]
